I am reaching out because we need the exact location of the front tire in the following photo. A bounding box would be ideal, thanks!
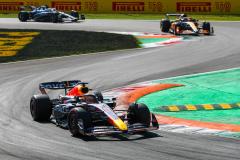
[68,108,92,136]
[174,25,181,35]
[51,13,60,23]
[18,12,29,22]
[203,22,211,35]
[70,11,79,20]
[93,90,103,102]
[30,95,52,121]
[160,20,171,32]
[128,103,151,127]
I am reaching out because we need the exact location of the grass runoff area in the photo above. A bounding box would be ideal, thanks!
[137,68,240,125]
[1,13,240,21]
[0,29,139,62]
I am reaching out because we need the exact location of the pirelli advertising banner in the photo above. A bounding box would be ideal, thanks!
[0,0,239,14]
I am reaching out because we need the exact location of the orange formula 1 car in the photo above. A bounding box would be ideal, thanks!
[160,13,214,35]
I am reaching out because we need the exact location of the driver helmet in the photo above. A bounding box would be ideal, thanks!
[67,85,89,96]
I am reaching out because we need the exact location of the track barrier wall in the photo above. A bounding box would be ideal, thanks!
[0,0,239,14]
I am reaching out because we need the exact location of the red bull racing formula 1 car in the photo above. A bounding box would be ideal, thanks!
[160,13,214,35]
[30,80,159,137]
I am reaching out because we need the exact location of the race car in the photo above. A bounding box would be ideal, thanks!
[160,13,214,35]
[30,80,159,137]
[18,5,85,23]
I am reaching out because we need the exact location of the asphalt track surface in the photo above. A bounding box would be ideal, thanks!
[0,19,240,160]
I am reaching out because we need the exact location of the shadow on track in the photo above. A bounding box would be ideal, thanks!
[72,131,162,142]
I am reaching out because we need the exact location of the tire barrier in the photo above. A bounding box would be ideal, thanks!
[0,0,239,14]
[156,103,240,112]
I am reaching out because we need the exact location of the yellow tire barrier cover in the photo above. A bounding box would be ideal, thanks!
[0,0,239,14]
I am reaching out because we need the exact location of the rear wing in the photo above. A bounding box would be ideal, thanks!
[20,5,36,11]
[165,13,187,19]
[39,80,88,94]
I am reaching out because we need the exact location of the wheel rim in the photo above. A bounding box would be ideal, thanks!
[19,14,23,21]
[77,119,84,130]
[69,114,76,129]
[69,113,81,134]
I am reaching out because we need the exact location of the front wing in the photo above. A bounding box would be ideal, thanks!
[85,123,159,136]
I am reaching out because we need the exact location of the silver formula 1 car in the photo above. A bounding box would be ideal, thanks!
[18,5,85,23]
[30,80,159,137]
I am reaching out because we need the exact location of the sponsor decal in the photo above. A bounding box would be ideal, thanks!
[0,2,23,12]
[112,2,144,12]
[100,104,119,120]
[52,1,81,11]
[41,81,79,89]
[148,2,163,12]
[215,1,231,12]
[84,1,98,11]
[176,2,211,13]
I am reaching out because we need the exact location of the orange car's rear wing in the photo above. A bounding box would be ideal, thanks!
[165,13,186,19]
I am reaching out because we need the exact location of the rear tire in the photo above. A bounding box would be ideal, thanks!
[30,95,52,121]
[80,14,85,20]
[68,108,92,136]
[203,22,211,35]
[18,12,29,22]
[128,103,151,127]
[160,20,171,32]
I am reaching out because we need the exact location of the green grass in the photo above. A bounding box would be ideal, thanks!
[0,29,139,62]
[1,13,240,21]
[0,13,17,18]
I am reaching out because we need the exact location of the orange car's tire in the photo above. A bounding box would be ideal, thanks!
[174,26,181,35]
[160,20,171,32]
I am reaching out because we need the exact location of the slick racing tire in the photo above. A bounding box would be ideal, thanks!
[18,12,29,22]
[202,22,211,35]
[160,20,171,32]
[93,90,104,102]
[68,108,92,137]
[70,10,80,20]
[51,13,60,23]
[128,103,151,127]
[30,95,52,121]
[80,14,85,20]
[174,25,181,35]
